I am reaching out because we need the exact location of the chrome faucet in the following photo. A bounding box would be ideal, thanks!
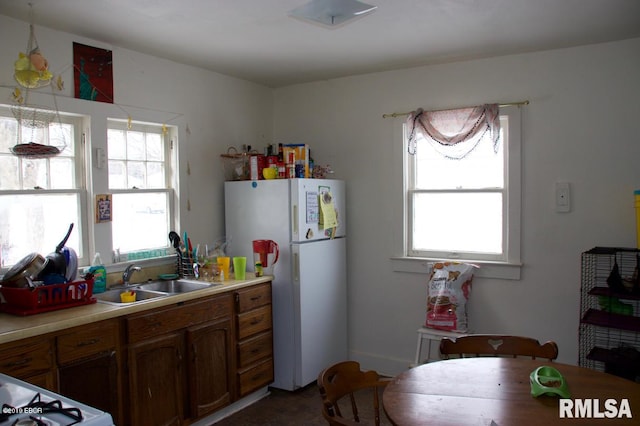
[123,264,142,286]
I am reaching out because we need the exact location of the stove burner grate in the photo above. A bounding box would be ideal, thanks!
[1,392,83,425]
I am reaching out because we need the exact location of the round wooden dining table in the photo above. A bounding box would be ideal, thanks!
[382,357,640,425]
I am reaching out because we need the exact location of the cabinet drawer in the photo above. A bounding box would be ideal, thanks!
[237,357,273,397]
[236,283,271,313]
[57,320,118,365]
[0,339,53,379]
[128,294,231,343]
[236,305,272,340]
[237,331,273,368]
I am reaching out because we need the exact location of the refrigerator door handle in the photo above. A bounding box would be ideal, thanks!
[293,204,298,236]
[293,252,299,281]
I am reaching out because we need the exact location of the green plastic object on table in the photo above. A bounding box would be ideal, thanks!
[530,366,570,398]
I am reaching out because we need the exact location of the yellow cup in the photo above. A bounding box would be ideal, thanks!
[233,257,247,280]
[217,256,230,281]
[120,291,136,303]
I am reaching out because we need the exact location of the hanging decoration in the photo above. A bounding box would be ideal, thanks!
[13,24,53,89]
[10,4,66,158]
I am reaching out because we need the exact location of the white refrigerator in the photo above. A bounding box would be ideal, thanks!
[224,178,347,391]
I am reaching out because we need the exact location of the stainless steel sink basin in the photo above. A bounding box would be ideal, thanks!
[94,288,167,305]
[94,279,219,305]
[137,279,218,294]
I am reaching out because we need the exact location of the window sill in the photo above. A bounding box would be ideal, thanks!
[108,255,177,272]
[390,256,522,280]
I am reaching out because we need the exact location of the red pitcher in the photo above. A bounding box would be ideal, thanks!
[252,239,279,275]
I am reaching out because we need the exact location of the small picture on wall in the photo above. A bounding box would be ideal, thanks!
[96,194,112,223]
[73,42,113,103]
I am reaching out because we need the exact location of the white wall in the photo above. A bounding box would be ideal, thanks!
[273,38,640,373]
[3,12,640,376]
[0,14,273,258]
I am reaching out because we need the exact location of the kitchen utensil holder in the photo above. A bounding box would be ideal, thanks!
[176,250,195,278]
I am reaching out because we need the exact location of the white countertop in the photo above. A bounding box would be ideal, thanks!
[0,275,272,344]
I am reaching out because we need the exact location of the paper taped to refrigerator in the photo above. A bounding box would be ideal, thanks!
[319,190,338,229]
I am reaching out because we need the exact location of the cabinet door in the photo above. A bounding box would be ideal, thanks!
[0,339,55,391]
[56,319,121,424]
[128,333,185,426]
[58,351,119,423]
[187,318,234,418]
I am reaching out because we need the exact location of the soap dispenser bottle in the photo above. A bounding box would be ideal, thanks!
[87,253,107,293]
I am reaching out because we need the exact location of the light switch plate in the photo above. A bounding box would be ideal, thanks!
[95,147,106,169]
[555,182,571,213]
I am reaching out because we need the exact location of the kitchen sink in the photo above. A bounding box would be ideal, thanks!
[94,279,219,305]
[93,288,168,305]
[136,279,218,294]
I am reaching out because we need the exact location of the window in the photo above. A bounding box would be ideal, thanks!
[107,120,174,258]
[0,103,178,270]
[404,105,521,267]
[0,106,84,267]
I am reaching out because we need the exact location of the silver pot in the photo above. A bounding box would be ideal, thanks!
[1,252,46,288]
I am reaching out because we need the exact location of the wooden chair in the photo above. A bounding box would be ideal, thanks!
[317,361,390,426]
[439,334,559,361]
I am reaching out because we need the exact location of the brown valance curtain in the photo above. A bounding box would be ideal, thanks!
[406,103,500,159]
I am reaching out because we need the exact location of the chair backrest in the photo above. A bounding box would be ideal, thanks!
[439,334,559,361]
[317,361,390,426]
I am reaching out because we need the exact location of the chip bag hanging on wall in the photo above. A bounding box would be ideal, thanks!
[425,262,475,332]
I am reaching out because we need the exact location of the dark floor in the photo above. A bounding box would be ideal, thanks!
[212,383,393,425]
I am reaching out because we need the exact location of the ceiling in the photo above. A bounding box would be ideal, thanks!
[0,0,639,88]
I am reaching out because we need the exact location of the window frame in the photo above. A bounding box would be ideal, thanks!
[0,104,89,266]
[0,99,181,272]
[391,105,522,280]
[106,118,177,260]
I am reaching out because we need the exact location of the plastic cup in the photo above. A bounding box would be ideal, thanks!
[120,291,136,303]
[217,256,230,281]
[233,257,247,280]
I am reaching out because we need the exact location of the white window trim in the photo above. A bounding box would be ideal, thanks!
[0,105,91,266]
[390,105,523,280]
[104,118,178,260]
[0,89,184,271]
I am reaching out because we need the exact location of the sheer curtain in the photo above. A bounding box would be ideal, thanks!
[406,104,500,159]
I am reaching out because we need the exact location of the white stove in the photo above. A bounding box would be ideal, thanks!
[0,374,114,426]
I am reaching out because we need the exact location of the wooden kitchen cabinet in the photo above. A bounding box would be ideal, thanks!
[125,293,234,425]
[187,317,234,418]
[0,279,273,425]
[56,319,122,425]
[234,283,274,397]
[0,338,56,390]
[128,332,185,426]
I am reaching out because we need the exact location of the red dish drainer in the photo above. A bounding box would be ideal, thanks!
[0,278,96,316]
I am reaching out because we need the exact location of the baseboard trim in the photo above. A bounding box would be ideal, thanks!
[349,350,412,377]
[189,386,270,425]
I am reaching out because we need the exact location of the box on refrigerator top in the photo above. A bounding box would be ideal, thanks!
[283,144,310,178]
